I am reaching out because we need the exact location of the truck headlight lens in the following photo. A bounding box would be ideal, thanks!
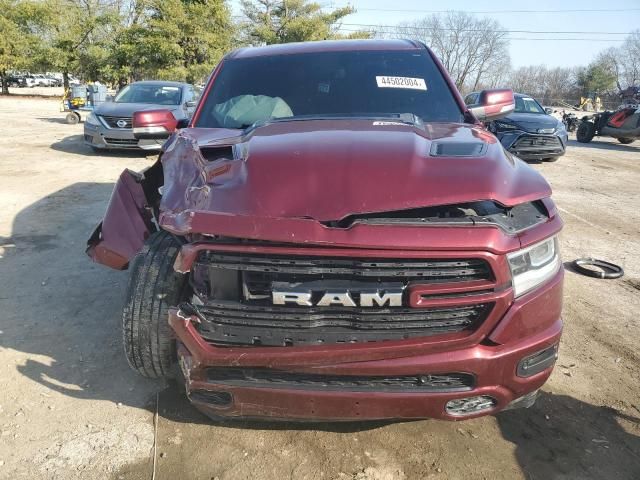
[86,112,100,126]
[507,236,560,297]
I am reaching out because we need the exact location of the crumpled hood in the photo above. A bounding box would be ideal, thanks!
[159,119,552,227]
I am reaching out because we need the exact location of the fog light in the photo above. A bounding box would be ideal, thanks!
[445,395,497,416]
[517,344,558,377]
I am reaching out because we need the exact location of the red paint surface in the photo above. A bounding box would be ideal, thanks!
[86,169,153,269]
[173,268,562,420]
[86,40,565,420]
[159,120,550,230]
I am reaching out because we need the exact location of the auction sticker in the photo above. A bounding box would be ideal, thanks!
[376,76,427,91]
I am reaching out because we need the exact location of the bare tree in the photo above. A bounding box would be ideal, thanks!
[383,11,510,92]
[617,30,640,88]
[507,65,579,105]
[594,31,640,92]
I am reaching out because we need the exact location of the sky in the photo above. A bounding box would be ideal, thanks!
[230,0,640,68]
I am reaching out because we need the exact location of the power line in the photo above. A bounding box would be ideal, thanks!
[334,28,626,42]
[336,23,634,35]
[328,6,640,15]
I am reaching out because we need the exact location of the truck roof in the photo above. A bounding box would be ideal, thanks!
[227,39,424,59]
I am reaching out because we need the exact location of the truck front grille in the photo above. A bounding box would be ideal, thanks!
[195,301,492,346]
[205,368,475,392]
[190,251,495,347]
[196,252,492,282]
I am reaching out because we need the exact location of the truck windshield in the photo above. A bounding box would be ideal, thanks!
[195,50,464,129]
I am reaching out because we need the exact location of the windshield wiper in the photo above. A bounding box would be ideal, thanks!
[384,113,424,128]
[239,113,424,131]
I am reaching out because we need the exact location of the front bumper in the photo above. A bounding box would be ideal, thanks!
[171,267,563,422]
[498,131,567,160]
[83,123,163,150]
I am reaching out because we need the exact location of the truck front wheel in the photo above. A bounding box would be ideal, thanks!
[617,137,635,144]
[122,230,188,378]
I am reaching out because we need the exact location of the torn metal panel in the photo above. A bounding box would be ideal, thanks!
[86,167,159,270]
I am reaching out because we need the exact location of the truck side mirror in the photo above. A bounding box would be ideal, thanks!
[132,110,178,140]
[468,89,515,122]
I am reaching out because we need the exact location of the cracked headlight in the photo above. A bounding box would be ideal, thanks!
[85,112,101,126]
[508,236,561,297]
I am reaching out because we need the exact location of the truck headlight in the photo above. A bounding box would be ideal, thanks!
[507,236,561,297]
[85,112,101,126]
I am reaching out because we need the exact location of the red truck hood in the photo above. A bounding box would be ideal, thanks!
[159,119,551,225]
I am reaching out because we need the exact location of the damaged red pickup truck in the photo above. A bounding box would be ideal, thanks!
[87,40,563,421]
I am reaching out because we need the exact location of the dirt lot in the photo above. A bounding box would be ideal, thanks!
[0,96,638,480]
[6,86,66,98]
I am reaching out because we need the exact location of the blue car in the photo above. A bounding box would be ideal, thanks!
[465,92,568,162]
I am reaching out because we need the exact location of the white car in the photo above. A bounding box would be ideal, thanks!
[34,74,57,87]
[24,75,38,88]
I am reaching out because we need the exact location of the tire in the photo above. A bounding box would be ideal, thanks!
[576,121,595,143]
[617,137,635,145]
[544,157,560,162]
[65,112,79,125]
[122,230,188,378]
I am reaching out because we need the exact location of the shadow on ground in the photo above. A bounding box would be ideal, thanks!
[2,183,639,480]
[497,391,640,479]
[50,134,156,158]
[567,138,640,152]
[0,182,162,414]
[35,116,75,125]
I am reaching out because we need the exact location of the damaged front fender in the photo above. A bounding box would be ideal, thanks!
[86,163,162,269]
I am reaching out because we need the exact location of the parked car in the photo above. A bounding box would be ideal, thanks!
[45,75,62,87]
[87,40,564,422]
[83,80,200,151]
[465,92,568,162]
[23,75,38,88]
[31,74,57,87]
[4,75,26,88]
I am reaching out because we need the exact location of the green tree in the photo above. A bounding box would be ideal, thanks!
[38,0,116,89]
[240,0,370,45]
[102,0,232,86]
[149,0,233,84]
[577,62,617,95]
[0,0,47,95]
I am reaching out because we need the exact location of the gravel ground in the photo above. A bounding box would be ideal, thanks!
[0,96,638,480]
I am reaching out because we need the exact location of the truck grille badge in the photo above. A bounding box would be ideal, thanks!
[272,289,404,307]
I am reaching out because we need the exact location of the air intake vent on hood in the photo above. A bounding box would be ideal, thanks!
[430,142,487,157]
[200,146,234,162]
